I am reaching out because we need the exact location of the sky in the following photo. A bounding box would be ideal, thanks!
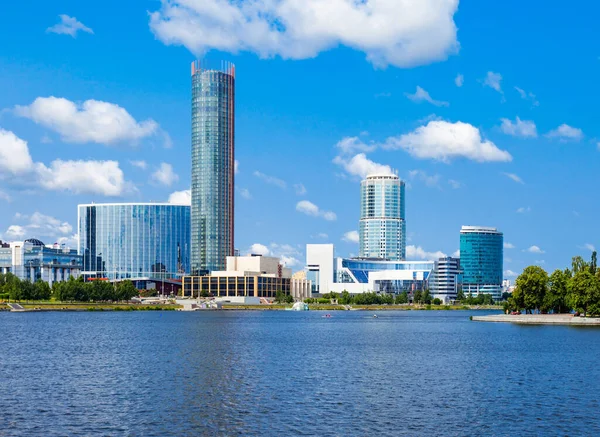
[0,0,599,277]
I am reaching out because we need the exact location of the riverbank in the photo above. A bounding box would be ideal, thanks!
[472,314,600,325]
[2,302,181,312]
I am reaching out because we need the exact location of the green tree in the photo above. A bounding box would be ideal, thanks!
[543,269,570,313]
[456,289,465,302]
[116,280,138,301]
[199,289,209,298]
[432,298,442,305]
[515,266,549,313]
[571,256,588,275]
[413,290,422,304]
[339,290,352,305]
[34,280,51,301]
[274,290,293,304]
[568,270,599,316]
[591,251,598,276]
[395,291,409,304]
[422,289,432,305]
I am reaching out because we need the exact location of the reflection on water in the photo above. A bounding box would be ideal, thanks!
[1,310,599,436]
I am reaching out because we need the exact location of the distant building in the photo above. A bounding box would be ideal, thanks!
[191,60,235,274]
[429,257,462,303]
[0,239,81,286]
[307,244,431,295]
[182,254,311,301]
[459,226,503,300]
[359,174,406,261]
[78,203,190,281]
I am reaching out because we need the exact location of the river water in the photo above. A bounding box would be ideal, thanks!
[1,310,599,436]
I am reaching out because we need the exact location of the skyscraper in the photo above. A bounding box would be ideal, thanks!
[191,60,235,274]
[359,174,406,260]
[459,226,503,300]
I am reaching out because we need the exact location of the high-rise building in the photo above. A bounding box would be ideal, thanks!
[459,226,503,300]
[78,203,191,280]
[429,257,462,303]
[191,60,235,274]
[359,174,406,260]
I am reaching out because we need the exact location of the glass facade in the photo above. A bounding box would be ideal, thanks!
[78,203,190,280]
[182,275,290,298]
[191,60,235,274]
[459,226,503,299]
[339,259,433,284]
[359,174,406,260]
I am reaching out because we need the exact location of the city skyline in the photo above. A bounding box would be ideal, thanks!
[1,1,599,278]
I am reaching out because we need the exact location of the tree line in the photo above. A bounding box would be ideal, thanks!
[506,252,600,316]
[304,290,443,306]
[0,273,138,302]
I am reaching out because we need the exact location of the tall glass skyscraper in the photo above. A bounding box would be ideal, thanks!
[359,174,406,260]
[191,60,235,274]
[459,226,503,299]
[78,203,191,280]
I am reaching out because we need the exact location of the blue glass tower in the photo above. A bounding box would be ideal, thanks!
[359,174,406,260]
[78,203,191,280]
[459,226,503,299]
[191,60,235,274]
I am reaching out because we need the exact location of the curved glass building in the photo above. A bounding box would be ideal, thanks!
[191,60,235,274]
[78,203,190,280]
[459,226,503,299]
[359,174,406,260]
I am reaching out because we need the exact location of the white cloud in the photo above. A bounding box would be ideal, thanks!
[47,15,93,37]
[503,173,524,184]
[2,212,73,243]
[514,87,539,106]
[452,249,460,257]
[253,171,286,189]
[333,153,394,179]
[448,179,462,189]
[168,189,191,205]
[248,243,270,256]
[0,128,34,175]
[383,120,512,163]
[335,136,376,155]
[516,206,531,213]
[408,170,441,187]
[546,124,584,142]
[296,200,336,221]
[483,71,503,93]
[15,97,159,145]
[504,269,518,278]
[56,234,78,249]
[293,183,307,195]
[504,242,515,249]
[235,160,239,174]
[406,245,446,260]
[239,188,252,199]
[149,0,460,68]
[500,117,537,138]
[526,245,545,254]
[151,163,179,186]
[405,86,449,107]
[130,160,147,170]
[581,243,596,252]
[4,225,26,240]
[455,74,464,87]
[0,190,10,202]
[342,230,359,243]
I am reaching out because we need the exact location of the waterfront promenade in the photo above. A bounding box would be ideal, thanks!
[472,314,600,325]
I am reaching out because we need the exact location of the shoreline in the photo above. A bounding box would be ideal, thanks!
[472,314,600,325]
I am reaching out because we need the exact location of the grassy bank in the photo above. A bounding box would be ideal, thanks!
[2,301,181,311]
[220,304,502,311]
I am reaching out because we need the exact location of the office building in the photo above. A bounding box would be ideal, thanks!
[459,226,503,300]
[429,257,462,303]
[0,239,81,286]
[307,244,431,295]
[182,254,310,301]
[78,203,190,281]
[359,174,406,260]
[191,60,235,274]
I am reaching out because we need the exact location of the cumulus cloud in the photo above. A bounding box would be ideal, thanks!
[526,245,545,254]
[335,136,376,155]
[2,212,74,243]
[296,200,336,221]
[47,15,93,37]
[483,71,503,93]
[151,163,179,186]
[342,230,359,243]
[248,243,270,256]
[452,249,460,258]
[293,183,307,195]
[455,74,464,87]
[253,171,286,189]
[504,242,515,249]
[149,0,460,68]
[130,160,147,170]
[333,153,394,179]
[14,97,159,145]
[406,245,446,260]
[0,128,34,175]
[383,120,512,163]
[405,86,449,107]
[546,124,584,142]
[504,270,518,278]
[503,173,524,184]
[4,225,26,240]
[168,189,191,205]
[500,117,537,138]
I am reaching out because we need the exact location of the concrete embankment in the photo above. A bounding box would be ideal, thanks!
[472,314,600,325]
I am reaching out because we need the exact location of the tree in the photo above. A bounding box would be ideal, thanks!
[456,290,465,302]
[432,298,442,305]
[515,266,549,313]
[591,251,598,276]
[422,289,432,305]
[413,290,422,304]
[199,289,209,298]
[543,269,570,313]
[568,270,599,316]
[572,256,588,275]
[34,280,51,301]
[339,290,352,305]
[395,291,408,304]
[274,290,293,304]
[116,280,138,301]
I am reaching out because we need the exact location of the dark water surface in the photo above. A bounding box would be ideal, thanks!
[1,310,599,436]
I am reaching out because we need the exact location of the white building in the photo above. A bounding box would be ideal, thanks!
[428,257,462,303]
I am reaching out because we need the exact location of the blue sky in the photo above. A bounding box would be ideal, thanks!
[0,0,599,276]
